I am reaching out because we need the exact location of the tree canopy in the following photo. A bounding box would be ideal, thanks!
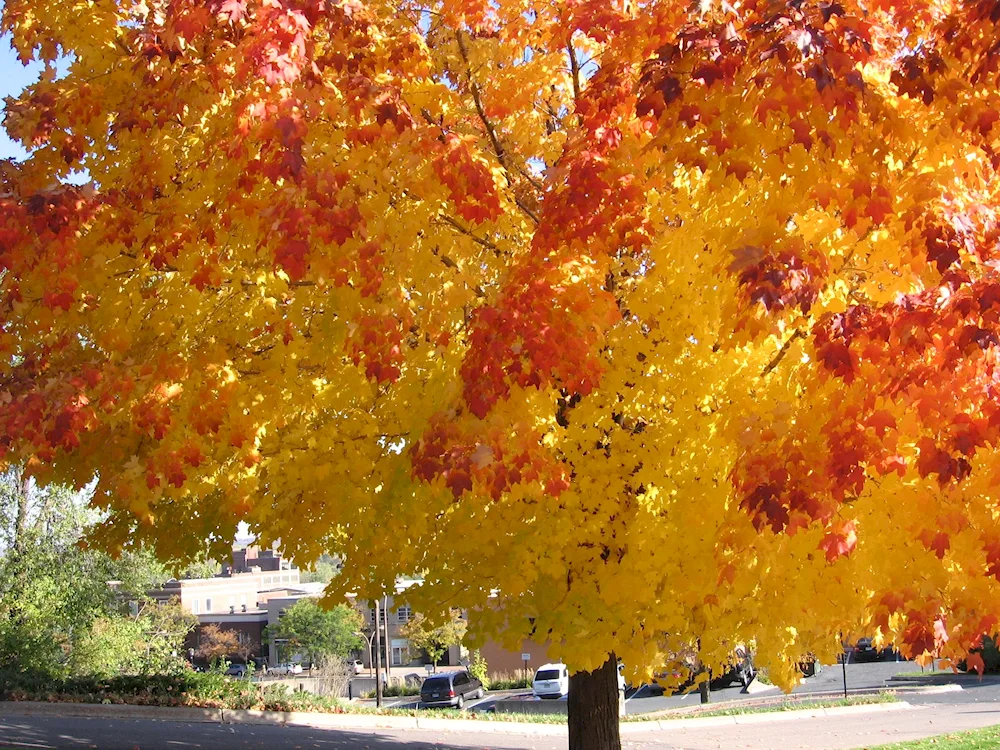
[7,0,1000,705]
[265,598,363,665]
[400,608,467,667]
[0,466,190,677]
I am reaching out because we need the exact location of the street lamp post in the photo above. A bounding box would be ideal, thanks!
[358,629,377,677]
[374,600,384,708]
[383,594,392,676]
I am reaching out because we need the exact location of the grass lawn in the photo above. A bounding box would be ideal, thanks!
[864,724,1000,749]
[349,692,899,725]
[636,692,899,722]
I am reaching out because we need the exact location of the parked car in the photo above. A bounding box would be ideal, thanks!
[799,655,823,677]
[349,659,363,675]
[532,663,569,699]
[224,663,248,678]
[649,643,756,693]
[849,637,880,662]
[269,663,303,676]
[419,669,484,709]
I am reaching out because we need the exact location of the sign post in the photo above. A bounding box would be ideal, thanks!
[521,653,530,679]
[374,601,383,708]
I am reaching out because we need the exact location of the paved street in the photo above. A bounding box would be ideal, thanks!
[0,715,552,750]
[5,661,1000,750]
[3,700,1000,749]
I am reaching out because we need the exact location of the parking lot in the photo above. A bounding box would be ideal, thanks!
[353,656,922,716]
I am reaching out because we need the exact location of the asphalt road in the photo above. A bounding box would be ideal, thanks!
[0,715,557,750]
[4,700,1000,750]
[4,660,994,750]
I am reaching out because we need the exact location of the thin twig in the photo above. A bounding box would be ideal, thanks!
[761,329,805,377]
[439,215,501,253]
[455,30,540,225]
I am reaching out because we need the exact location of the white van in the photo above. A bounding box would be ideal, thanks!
[532,663,569,698]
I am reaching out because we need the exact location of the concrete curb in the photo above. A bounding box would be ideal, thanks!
[0,698,914,737]
[620,701,915,733]
[0,701,222,723]
[888,673,1000,685]
[909,684,964,694]
[632,686,895,720]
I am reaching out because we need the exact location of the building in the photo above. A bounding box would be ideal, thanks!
[149,544,303,665]
[352,581,464,670]
[262,582,329,664]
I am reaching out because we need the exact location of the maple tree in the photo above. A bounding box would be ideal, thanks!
[399,608,467,667]
[6,0,1000,745]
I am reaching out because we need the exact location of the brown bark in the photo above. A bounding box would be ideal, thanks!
[568,653,621,750]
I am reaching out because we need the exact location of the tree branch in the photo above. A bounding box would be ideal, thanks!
[568,41,582,104]
[438,215,500,253]
[455,30,540,225]
[761,329,805,378]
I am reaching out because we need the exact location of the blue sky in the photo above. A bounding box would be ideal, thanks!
[0,33,40,160]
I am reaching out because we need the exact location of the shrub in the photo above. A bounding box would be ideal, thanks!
[968,634,1000,673]
[382,682,420,697]
[468,651,489,690]
[0,668,342,713]
[486,669,532,690]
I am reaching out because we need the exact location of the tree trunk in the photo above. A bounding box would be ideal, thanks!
[568,653,621,750]
[12,468,29,559]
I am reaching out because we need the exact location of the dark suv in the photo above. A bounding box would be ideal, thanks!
[419,670,484,709]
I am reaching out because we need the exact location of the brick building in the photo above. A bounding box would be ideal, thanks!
[150,544,304,665]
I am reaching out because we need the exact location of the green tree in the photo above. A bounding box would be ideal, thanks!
[134,598,198,673]
[299,553,341,584]
[265,599,363,666]
[0,466,172,677]
[179,555,221,580]
[400,610,467,669]
[69,616,146,678]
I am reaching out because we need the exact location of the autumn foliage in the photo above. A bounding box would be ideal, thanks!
[7,0,1000,690]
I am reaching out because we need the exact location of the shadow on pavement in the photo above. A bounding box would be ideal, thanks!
[0,715,547,750]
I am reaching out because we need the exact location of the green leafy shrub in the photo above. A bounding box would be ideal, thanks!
[468,651,489,690]
[0,668,341,712]
[382,682,421,697]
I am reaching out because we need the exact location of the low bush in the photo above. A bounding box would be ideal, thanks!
[382,682,421,697]
[486,670,532,690]
[0,667,343,713]
[359,682,421,699]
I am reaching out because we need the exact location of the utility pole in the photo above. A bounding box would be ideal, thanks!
[384,594,392,677]
[374,600,383,708]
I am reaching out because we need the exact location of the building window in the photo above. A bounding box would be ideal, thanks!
[228,596,236,610]
[192,599,200,614]
[240,594,247,608]
[397,606,412,623]
[205,598,212,612]
[369,608,377,624]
